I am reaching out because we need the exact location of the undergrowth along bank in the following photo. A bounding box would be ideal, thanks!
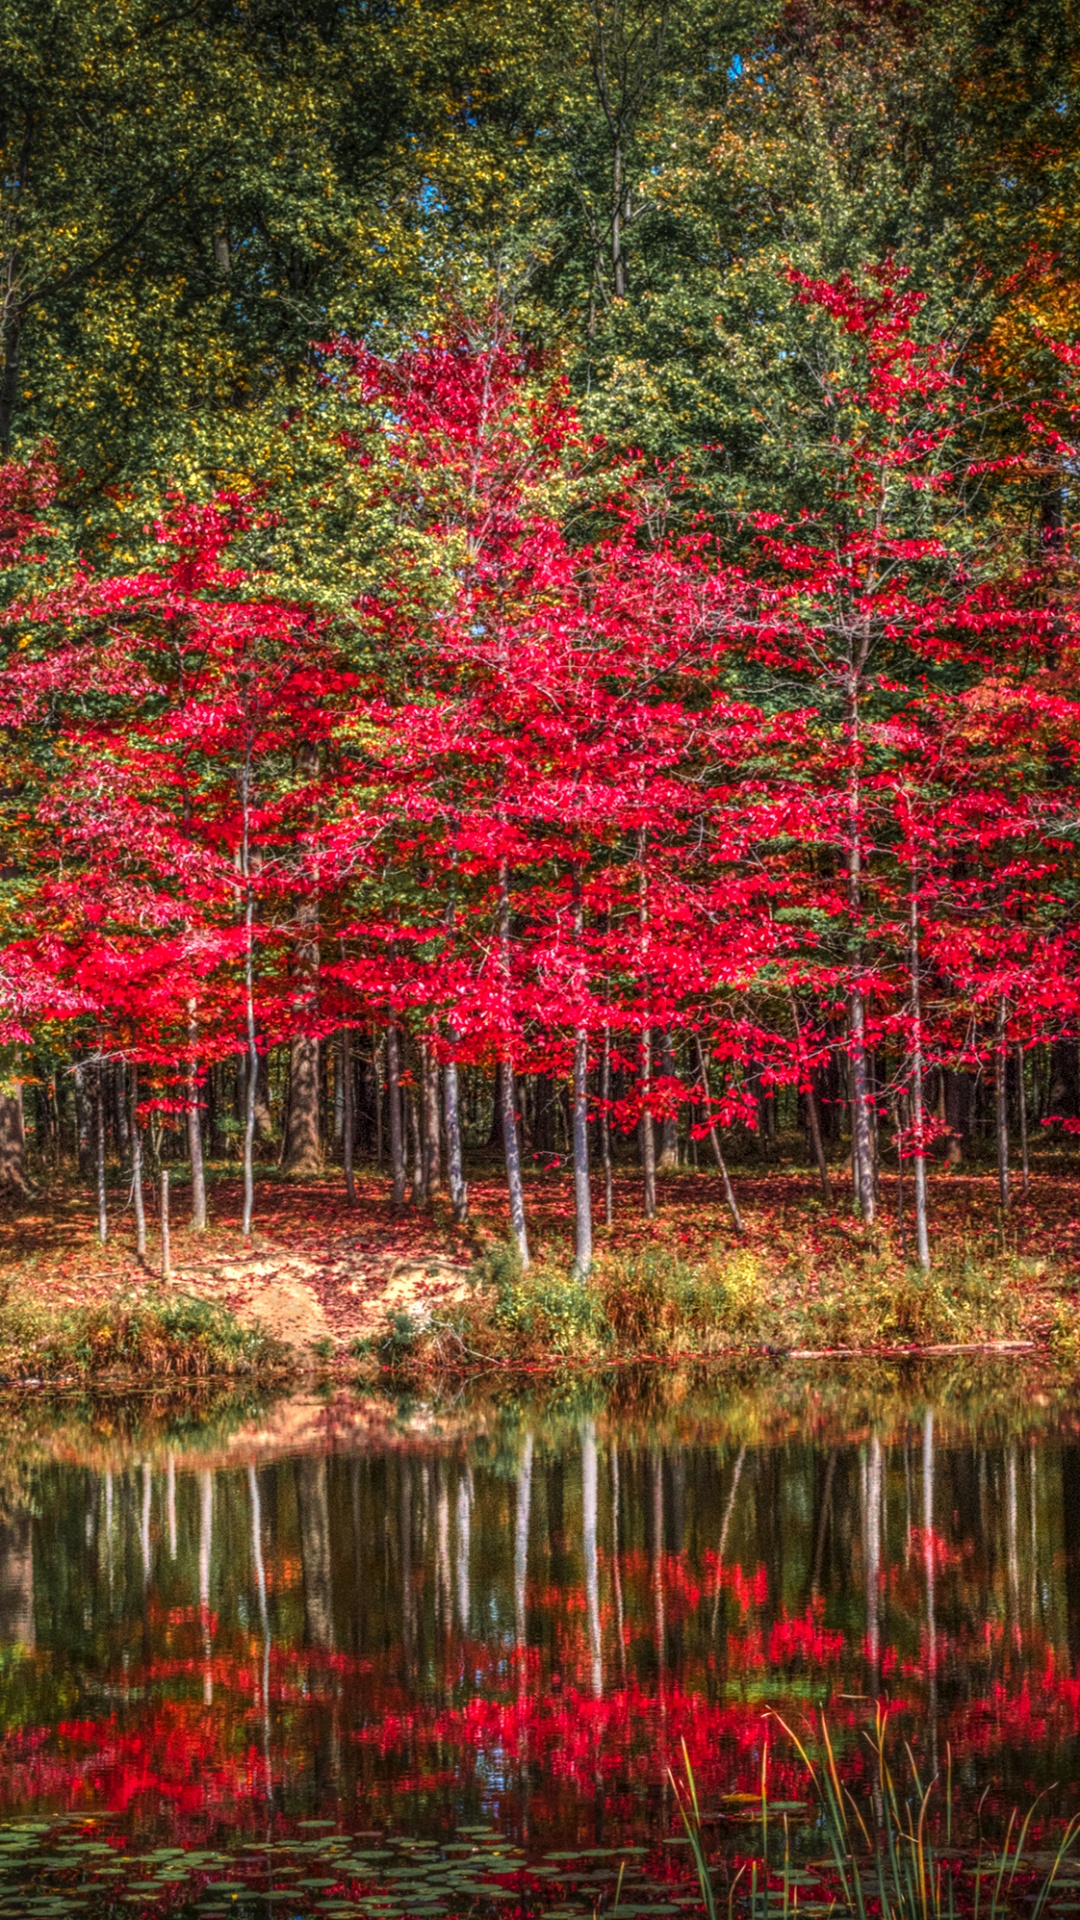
[360,1229,1074,1373]
[0,1286,290,1384]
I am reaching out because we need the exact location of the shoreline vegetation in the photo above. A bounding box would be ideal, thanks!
[2,1147,1079,1386]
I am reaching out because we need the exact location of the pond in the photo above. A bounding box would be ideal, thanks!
[0,1362,1078,1917]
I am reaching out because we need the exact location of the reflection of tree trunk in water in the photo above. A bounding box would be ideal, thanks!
[1061,1447,1080,1671]
[711,1444,746,1637]
[651,1453,665,1678]
[514,1434,534,1651]
[809,1450,837,1603]
[611,1449,626,1679]
[166,1455,177,1561]
[0,1509,33,1647]
[139,1462,152,1591]
[295,1457,334,1652]
[104,1468,114,1598]
[514,1431,534,1845]
[923,1412,937,1773]
[1030,1444,1040,1631]
[582,1419,602,1698]
[199,1470,213,1705]
[756,1451,783,1630]
[864,1435,882,1679]
[668,1454,686,1554]
[435,1459,452,1636]
[1006,1443,1021,1651]
[547,1457,568,1585]
[248,1463,272,1802]
[399,1459,414,1670]
[456,1465,472,1633]
[350,1458,365,1654]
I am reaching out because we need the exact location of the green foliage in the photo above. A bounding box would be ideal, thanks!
[796,1240,1023,1350]
[0,1288,287,1382]
[480,1241,610,1357]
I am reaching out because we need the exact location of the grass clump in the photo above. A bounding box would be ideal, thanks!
[795,1239,1023,1350]
[0,1288,288,1383]
[675,1708,1080,1920]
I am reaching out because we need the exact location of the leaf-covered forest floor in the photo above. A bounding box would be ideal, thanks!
[0,1153,1078,1380]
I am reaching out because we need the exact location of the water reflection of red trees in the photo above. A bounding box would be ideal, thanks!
[0,1418,1077,1879]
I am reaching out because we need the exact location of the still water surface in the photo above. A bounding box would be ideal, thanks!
[0,1366,1078,1915]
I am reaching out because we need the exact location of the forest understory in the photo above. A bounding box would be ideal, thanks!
[1,1150,1078,1384]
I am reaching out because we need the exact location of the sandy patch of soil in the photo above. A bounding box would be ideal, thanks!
[171,1230,472,1360]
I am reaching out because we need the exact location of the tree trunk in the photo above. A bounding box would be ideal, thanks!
[187,1003,207,1230]
[640,1027,657,1218]
[131,1067,147,1262]
[657,1031,678,1170]
[283,1034,321,1176]
[95,1062,108,1244]
[443,1036,468,1224]
[996,999,1010,1213]
[846,686,875,1225]
[386,1023,407,1209]
[1017,1044,1030,1199]
[909,882,930,1272]
[422,1040,441,1193]
[571,1029,592,1277]
[499,860,530,1267]
[341,1027,356,1205]
[0,1073,28,1199]
[160,1168,171,1280]
[600,1026,613,1229]
[73,1063,92,1179]
[407,1074,425,1207]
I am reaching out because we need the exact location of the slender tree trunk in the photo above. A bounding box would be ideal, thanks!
[341,1027,356,1205]
[240,735,259,1238]
[186,1003,207,1230]
[443,1035,468,1224]
[572,1029,592,1277]
[407,1077,425,1207]
[657,1031,678,1170]
[1017,1043,1030,1199]
[789,993,832,1205]
[996,998,1010,1212]
[694,1035,743,1234]
[422,1040,441,1193]
[374,1031,385,1171]
[131,1066,147,1263]
[241,954,258,1240]
[499,859,529,1268]
[95,1060,108,1245]
[909,881,930,1272]
[571,874,592,1277]
[846,687,876,1225]
[386,1023,407,1210]
[640,1028,657,1218]
[73,1063,92,1179]
[637,833,656,1217]
[161,1170,172,1277]
[600,1026,613,1229]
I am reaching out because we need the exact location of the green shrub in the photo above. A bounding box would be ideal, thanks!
[0,1290,287,1382]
